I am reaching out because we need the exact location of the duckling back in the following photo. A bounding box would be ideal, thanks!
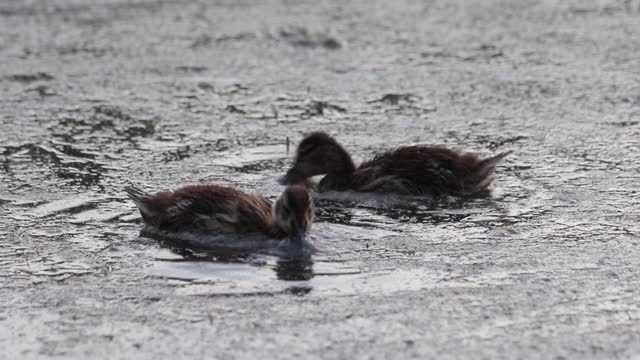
[349,146,511,196]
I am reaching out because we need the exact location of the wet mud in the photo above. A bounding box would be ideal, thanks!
[1,0,640,359]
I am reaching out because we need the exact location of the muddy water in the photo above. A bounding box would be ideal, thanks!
[1,0,640,359]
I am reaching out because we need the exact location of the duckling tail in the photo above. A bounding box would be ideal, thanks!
[125,185,149,204]
[125,186,154,220]
[467,151,512,193]
[477,150,512,175]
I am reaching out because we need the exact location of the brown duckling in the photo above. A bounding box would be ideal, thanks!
[125,184,314,253]
[278,132,511,196]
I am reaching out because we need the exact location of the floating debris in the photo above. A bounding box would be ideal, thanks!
[190,32,255,48]
[421,44,504,62]
[175,66,208,73]
[301,100,347,118]
[368,93,436,113]
[368,93,422,106]
[475,135,528,150]
[276,26,343,49]
[224,105,247,114]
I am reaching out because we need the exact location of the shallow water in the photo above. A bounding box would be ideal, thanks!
[2,0,640,359]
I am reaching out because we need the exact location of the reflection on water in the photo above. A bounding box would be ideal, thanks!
[274,256,314,281]
[150,251,515,298]
[315,192,510,228]
[141,228,320,291]
[148,233,355,296]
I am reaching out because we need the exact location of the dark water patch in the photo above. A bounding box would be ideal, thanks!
[53,160,106,188]
[0,195,47,208]
[315,199,356,225]
[275,26,342,49]
[474,134,528,151]
[231,158,289,174]
[26,84,56,98]
[367,93,436,113]
[1,143,110,189]
[605,121,638,127]
[54,143,98,159]
[190,33,255,48]
[420,44,503,62]
[0,4,36,17]
[284,286,313,296]
[92,105,156,139]
[195,82,249,95]
[160,140,230,163]
[224,105,246,114]
[370,205,473,225]
[225,99,347,120]
[569,3,640,15]
[175,66,208,73]
[57,45,111,57]
[300,100,347,118]
[603,95,640,107]
[6,73,54,83]
[161,145,192,162]
[368,93,421,106]
[223,104,275,119]
[49,105,157,146]
[93,104,132,122]
[459,44,504,61]
[2,143,57,159]
[223,93,348,122]
[212,32,255,44]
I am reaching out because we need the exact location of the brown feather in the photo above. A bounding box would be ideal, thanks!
[284,132,510,196]
[128,184,289,238]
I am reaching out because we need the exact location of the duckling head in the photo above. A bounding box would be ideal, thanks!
[273,185,315,253]
[278,132,355,185]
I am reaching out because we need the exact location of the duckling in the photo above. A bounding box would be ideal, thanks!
[125,184,314,253]
[278,132,511,196]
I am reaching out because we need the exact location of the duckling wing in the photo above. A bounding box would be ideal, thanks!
[145,193,236,234]
[157,185,274,236]
[353,146,464,195]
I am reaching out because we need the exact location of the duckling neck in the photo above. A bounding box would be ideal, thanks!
[319,164,356,191]
[319,149,356,191]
